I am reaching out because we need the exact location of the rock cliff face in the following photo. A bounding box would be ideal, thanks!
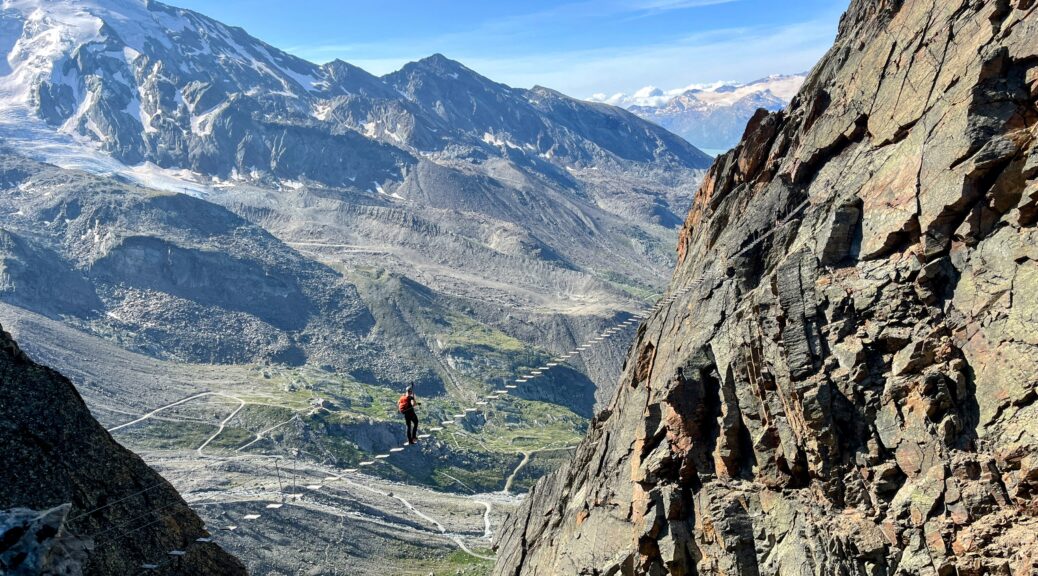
[0,323,245,575]
[494,1,1038,574]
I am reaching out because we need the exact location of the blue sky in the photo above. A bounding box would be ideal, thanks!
[173,0,847,97]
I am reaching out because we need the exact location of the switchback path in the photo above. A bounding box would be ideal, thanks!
[107,392,226,432]
[116,283,706,572]
[197,397,246,454]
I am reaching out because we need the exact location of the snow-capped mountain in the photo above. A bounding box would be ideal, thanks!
[0,0,710,197]
[0,0,711,402]
[589,74,807,152]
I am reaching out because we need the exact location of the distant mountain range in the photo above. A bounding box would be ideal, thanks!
[589,74,807,152]
[0,0,711,377]
[0,0,709,208]
[0,1,711,549]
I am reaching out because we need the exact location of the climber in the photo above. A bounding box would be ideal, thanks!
[398,384,421,445]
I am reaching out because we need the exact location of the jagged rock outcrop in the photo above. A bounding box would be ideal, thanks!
[0,324,246,575]
[494,1,1038,575]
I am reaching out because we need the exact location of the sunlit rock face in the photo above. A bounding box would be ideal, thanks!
[494,1,1038,574]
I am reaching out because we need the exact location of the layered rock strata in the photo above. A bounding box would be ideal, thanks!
[494,1,1038,574]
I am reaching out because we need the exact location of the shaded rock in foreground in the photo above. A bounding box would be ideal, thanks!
[494,1,1038,574]
[0,505,89,575]
[0,324,245,575]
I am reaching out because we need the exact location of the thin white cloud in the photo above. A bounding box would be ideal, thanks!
[292,0,745,61]
[626,0,741,15]
[287,1,839,98]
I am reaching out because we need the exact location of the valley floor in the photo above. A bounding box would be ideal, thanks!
[148,450,510,575]
[0,300,651,574]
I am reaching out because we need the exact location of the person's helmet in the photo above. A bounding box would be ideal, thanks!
[406,384,414,393]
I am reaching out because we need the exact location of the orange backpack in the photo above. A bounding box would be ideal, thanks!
[398,394,412,413]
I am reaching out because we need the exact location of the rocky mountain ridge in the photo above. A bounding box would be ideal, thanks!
[494,0,1038,574]
[0,0,709,219]
[0,0,706,405]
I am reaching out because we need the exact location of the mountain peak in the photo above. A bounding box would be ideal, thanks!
[419,52,455,65]
[322,58,380,80]
[408,53,471,75]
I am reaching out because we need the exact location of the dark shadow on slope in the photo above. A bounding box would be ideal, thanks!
[91,236,312,332]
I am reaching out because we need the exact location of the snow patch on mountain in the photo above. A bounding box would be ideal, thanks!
[0,3,96,107]
[591,80,730,108]
[589,74,807,151]
[0,0,709,216]
[0,105,213,194]
[590,74,804,109]
[613,74,803,109]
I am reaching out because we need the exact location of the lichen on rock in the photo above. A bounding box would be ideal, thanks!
[493,1,1038,574]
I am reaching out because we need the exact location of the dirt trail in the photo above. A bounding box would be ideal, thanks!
[502,446,575,494]
[198,397,246,454]
[340,477,495,561]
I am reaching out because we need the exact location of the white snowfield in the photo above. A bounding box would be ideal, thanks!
[0,0,320,103]
[0,105,215,195]
[0,0,322,193]
[589,73,808,152]
[588,73,807,110]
